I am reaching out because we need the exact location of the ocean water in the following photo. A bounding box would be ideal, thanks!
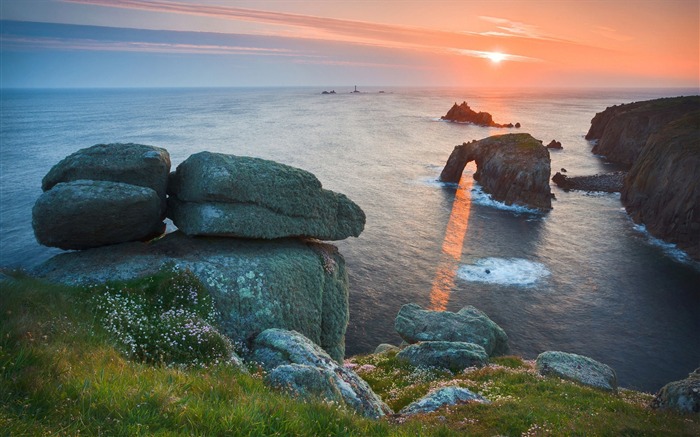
[1,86,699,392]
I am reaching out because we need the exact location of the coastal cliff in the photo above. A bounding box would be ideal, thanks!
[440,133,552,210]
[586,96,700,261]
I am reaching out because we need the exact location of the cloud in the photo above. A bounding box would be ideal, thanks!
[478,16,547,39]
[594,26,634,42]
[450,49,541,63]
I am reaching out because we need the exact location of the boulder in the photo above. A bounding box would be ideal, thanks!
[394,303,509,356]
[374,343,400,354]
[535,351,618,392]
[30,232,349,362]
[167,152,365,240]
[439,134,552,211]
[42,143,171,214]
[440,101,514,128]
[399,386,490,415]
[650,368,700,413]
[252,329,392,418]
[265,364,344,403]
[32,180,164,250]
[395,341,488,372]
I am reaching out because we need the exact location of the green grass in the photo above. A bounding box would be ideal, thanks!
[2,272,698,436]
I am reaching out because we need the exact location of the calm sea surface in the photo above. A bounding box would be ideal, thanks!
[1,86,698,392]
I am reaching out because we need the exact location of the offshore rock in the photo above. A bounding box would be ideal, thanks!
[536,351,618,392]
[395,303,509,357]
[546,140,563,149]
[621,111,700,260]
[586,96,700,167]
[441,101,515,128]
[42,143,171,214]
[30,232,349,362]
[32,180,164,250]
[252,329,392,418]
[439,133,552,210]
[168,152,365,240]
[551,171,625,193]
[396,341,489,372]
[399,386,490,416]
[651,368,700,414]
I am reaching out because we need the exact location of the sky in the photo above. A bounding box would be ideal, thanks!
[1,0,698,88]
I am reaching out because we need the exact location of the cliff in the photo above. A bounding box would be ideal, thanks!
[620,111,700,260]
[586,96,700,167]
[440,133,552,210]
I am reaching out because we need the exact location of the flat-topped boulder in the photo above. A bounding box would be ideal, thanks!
[168,152,365,240]
[395,303,509,357]
[439,133,552,210]
[396,341,488,372]
[536,351,618,392]
[441,101,516,128]
[32,180,164,250]
[30,232,349,362]
[552,171,625,193]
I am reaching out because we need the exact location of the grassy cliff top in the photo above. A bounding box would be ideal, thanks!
[1,271,698,436]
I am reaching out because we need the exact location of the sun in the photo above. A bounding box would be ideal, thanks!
[486,51,506,64]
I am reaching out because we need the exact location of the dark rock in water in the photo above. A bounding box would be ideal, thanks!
[42,143,171,215]
[30,232,349,362]
[621,111,700,260]
[440,101,515,128]
[399,386,490,415]
[546,140,563,149]
[394,303,509,357]
[561,168,567,172]
[32,180,164,250]
[535,351,618,392]
[439,133,552,210]
[650,368,700,413]
[586,96,700,167]
[167,152,365,240]
[252,329,392,418]
[515,122,521,128]
[396,341,488,372]
[552,171,625,193]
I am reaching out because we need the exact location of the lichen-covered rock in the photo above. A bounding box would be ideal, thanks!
[535,351,618,392]
[42,143,171,214]
[167,152,365,240]
[30,232,349,362]
[252,329,392,418]
[394,303,509,357]
[396,341,488,372]
[399,386,490,416]
[650,368,700,413]
[32,180,164,250]
[265,364,344,403]
[439,134,552,210]
[374,343,400,354]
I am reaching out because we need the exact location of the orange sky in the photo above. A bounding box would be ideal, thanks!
[2,0,698,87]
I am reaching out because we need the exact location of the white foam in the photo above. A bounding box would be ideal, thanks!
[631,223,696,266]
[457,257,550,286]
[469,185,541,215]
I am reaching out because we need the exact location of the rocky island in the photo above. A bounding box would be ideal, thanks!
[585,96,700,260]
[440,133,553,211]
[441,101,519,128]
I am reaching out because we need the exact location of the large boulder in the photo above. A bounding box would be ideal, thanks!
[650,368,700,413]
[395,341,488,372]
[535,351,618,392]
[399,386,490,416]
[42,143,171,213]
[395,303,509,357]
[167,152,365,240]
[32,180,164,250]
[252,329,392,418]
[30,232,349,362]
[439,134,552,210]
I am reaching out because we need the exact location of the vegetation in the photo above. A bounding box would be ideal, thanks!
[2,271,698,436]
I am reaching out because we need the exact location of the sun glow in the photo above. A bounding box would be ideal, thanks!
[486,51,506,63]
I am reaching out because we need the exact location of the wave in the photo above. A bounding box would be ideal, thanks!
[469,185,542,215]
[631,223,697,267]
[457,257,550,287]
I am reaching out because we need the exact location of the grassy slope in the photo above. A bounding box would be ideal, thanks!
[1,273,698,436]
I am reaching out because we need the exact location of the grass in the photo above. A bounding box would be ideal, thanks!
[2,271,698,436]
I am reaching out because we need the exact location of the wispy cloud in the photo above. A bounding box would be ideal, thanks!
[478,16,548,40]
[450,49,541,63]
[594,26,634,42]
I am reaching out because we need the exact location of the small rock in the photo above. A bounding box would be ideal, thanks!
[396,341,488,372]
[535,351,617,392]
[399,386,490,415]
[374,343,400,354]
[265,364,343,403]
[546,140,563,149]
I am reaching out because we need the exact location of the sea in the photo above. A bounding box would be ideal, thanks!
[1,86,698,393]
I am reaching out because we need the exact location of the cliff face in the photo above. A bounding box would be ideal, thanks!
[440,133,552,210]
[620,111,700,260]
[586,96,700,167]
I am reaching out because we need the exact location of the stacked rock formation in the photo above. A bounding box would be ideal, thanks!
[33,143,170,249]
[440,133,553,210]
[441,101,518,128]
[167,151,365,240]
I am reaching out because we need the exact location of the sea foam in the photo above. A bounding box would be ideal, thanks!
[457,257,550,286]
[631,223,696,267]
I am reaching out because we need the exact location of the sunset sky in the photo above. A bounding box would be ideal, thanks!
[1,0,698,88]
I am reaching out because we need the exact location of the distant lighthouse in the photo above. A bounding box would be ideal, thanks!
[352,85,360,93]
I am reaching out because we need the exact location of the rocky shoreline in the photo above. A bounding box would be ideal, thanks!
[551,171,626,193]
